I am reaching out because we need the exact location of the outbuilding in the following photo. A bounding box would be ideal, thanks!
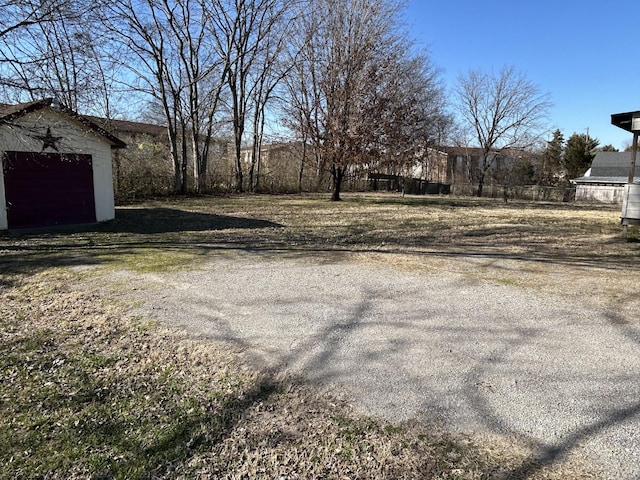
[0,99,125,230]
[572,151,640,203]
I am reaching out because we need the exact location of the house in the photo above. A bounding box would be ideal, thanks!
[441,146,482,185]
[0,99,126,230]
[408,147,450,184]
[442,146,533,186]
[571,152,640,203]
[88,116,177,199]
[240,141,307,192]
[367,147,451,194]
[90,116,232,198]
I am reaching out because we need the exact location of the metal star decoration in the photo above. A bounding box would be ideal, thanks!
[36,127,63,152]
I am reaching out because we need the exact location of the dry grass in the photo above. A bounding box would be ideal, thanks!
[1,193,636,479]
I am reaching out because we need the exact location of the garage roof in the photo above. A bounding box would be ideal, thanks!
[0,98,126,149]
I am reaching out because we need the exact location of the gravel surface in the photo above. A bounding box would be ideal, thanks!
[132,255,640,479]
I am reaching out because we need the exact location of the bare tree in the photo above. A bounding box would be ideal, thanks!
[104,0,229,194]
[282,7,326,191]
[454,65,551,197]
[360,50,450,183]
[0,2,117,115]
[167,0,229,194]
[246,1,298,193]
[104,0,186,193]
[283,0,448,200]
[0,0,69,39]
[209,0,294,193]
[0,1,105,108]
[322,0,387,200]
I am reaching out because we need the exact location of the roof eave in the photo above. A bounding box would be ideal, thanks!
[57,105,127,149]
[611,111,640,133]
[0,98,55,122]
[0,99,127,149]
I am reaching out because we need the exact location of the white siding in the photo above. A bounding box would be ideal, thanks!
[0,107,115,229]
[575,185,625,203]
[621,184,640,225]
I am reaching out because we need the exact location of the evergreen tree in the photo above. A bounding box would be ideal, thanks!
[563,133,599,180]
[538,129,564,185]
[599,144,618,152]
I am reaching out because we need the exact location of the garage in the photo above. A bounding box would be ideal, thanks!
[3,152,96,228]
[0,99,125,230]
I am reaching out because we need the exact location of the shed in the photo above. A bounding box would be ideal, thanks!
[0,99,126,230]
[571,151,640,203]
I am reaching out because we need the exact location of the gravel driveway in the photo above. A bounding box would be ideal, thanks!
[133,255,640,478]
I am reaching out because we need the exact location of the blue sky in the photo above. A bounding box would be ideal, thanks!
[403,0,639,149]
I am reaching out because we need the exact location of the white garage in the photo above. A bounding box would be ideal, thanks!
[0,99,125,230]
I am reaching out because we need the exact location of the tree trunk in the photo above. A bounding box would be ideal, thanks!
[247,134,261,193]
[254,112,267,192]
[235,142,244,193]
[331,164,345,201]
[254,143,262,192]
[168,131,182,194]
[298,140,307,193]
[476,176,484,197]
[198,158,207,193]
[248,157,256,192]
[476,155,492,197]
[180,124,188,195]
[315,150,325,192]
[193,136,204,194]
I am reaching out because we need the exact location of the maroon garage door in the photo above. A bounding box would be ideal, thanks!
[3,151,96,228]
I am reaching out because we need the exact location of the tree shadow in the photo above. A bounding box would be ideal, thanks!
[164,267,640,479]
[457,319,640,479]
[7,207,282,235]
[0,321,281,479]
[503,401,640,479]
[104,207,282,234]
[0,207,284,287]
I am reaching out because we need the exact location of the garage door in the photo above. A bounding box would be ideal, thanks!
[3,151,96,228]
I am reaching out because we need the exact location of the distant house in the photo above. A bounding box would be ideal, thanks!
[572,152,639,203]
[441,146,530,189]
[441,146,482,185]
[0,99,125,230]
[240,142,307,192]
[88,116,231,198]
[88,116,177,198]
[368,147,451,194]
[410,147,449,184]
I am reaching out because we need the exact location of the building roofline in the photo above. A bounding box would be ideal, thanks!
[571,176,638,185]
[86,116,168,137]
[0,99,127,149]
[0,98,55,121]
